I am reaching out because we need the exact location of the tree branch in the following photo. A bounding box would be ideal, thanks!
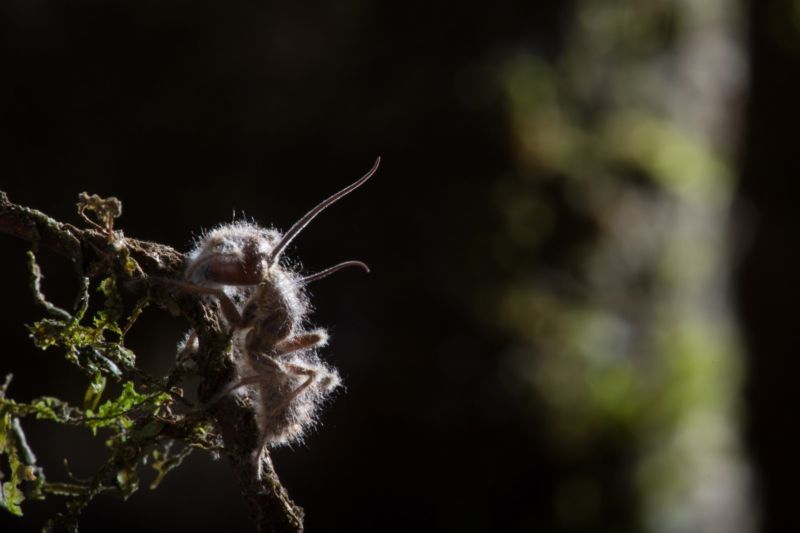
[0,190,304,533]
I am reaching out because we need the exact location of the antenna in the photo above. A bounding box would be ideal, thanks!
[267,157,381,266]
[302,260,370,284]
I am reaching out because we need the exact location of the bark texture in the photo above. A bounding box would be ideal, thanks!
[0,190,304,533]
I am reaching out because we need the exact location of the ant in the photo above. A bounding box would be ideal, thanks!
[172,158,379,455]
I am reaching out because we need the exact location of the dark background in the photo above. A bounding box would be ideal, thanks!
[0,1,797,532]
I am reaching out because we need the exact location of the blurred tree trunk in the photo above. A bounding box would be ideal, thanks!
[492,0,753,531]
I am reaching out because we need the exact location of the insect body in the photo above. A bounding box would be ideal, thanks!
[180,158,379,453]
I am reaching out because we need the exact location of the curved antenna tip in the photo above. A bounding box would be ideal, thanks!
[302,260,371,284]
[267,158,382,266]
[363,156,381,181]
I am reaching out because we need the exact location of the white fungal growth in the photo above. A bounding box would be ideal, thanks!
[182,222,339,448]
[175,158,380,453]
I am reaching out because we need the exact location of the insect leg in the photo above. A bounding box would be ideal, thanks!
[150,276,245,327]
[202,356,282,409]
[254,365,317,455]
[273,331,328,358]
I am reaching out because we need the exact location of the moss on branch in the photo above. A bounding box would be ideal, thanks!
[0,191,304,533]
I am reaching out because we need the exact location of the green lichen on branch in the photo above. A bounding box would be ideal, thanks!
[0,193,222,532]
[0,191,306,533]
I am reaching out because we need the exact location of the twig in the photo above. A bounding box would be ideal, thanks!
[0,190,304,533]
